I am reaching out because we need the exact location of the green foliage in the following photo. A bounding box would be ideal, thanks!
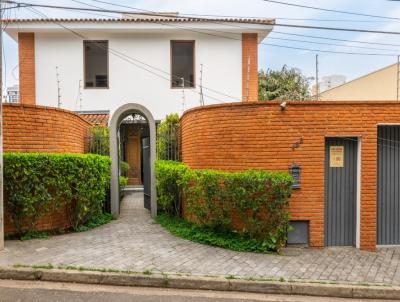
[120,161,130,176]
[119,176,128,188]
[88,125,110,155]
[156,113,180,160]
[259,66,311,101]
[20,230,49,241]
[75,212,114,232]
[155,160,188,216]
[155,160,293,251]
[4,153,111,236]
[157,213,274,253]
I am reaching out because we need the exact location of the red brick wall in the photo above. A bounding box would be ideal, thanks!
[242,33,258,102]
[19,32,36,105]
[4,205,71,235]
[3,103,91,153]
[181,101,400,251]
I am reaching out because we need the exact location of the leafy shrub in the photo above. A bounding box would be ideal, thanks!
[155,160,188,216]
[119,176,128,188]
[155,160,293,251]
[120,161,130,176]
[157,213,274,253]
[88,125,110,155]
[156,113,180,161]
[4,153,111,235]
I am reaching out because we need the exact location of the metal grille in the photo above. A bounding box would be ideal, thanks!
[156,124,180,161]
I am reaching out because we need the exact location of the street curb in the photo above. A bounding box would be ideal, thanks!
[0,267,399,300]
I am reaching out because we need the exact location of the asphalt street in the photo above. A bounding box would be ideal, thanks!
[0,280,394,302]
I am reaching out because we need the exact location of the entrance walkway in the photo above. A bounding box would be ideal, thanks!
[1,193,400,286]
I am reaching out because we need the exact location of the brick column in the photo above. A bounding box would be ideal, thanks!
[18,33,36,105]
[242,33,258,102]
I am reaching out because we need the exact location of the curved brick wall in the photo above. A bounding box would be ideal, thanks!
[3,103,91,153]
[181,101,400,251]
[3,103,91,235]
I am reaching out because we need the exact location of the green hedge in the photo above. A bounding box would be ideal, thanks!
[156,160,293,251]
[4,153,111,235]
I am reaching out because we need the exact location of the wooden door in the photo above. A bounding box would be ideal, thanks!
[126,125,142,185]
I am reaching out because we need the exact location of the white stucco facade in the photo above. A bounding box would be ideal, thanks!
[6,20,273,119]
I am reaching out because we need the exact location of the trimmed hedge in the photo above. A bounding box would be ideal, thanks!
[156,160,293,251]
[4,153,111,235]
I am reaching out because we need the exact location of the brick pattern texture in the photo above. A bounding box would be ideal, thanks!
[3,103,92,235]
[4,205,71,235]
[242,33,258,102]
[3,103,91,153]
[18,32,36,105]
[180,101,400,251]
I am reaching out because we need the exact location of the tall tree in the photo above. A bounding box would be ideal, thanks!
[258,66,311,101]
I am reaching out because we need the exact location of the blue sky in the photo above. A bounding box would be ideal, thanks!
[3,0,400,89]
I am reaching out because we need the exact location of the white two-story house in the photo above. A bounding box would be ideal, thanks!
[5,14,274,119]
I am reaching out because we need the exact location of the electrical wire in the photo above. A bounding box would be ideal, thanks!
[6,0,400,36]
[12,0,397,57]
[261,0,400,22]
[24,6,237,105]
[271,31,400,48]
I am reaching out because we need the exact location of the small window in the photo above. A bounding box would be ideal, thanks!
[84,41,109,88]
[171,41,195,88]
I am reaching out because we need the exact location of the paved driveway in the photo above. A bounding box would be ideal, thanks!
[1,193,400,286]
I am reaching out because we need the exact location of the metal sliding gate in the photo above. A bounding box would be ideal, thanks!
[377,126,400,245]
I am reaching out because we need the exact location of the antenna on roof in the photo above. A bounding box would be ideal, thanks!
[246,56,250,101]
[181,77,186,113]
[79,80,83,110]
[199,64,204,106]
[56,66,62,108]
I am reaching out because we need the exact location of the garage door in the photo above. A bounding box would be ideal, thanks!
[325,138,358,246]
[377,126,400,245]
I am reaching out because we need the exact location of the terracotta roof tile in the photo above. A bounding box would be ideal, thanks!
[2,17,275,25]
[78,111,109,126]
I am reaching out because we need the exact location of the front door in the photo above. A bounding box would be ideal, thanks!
[325,137,358,246]
[126,125,141,185]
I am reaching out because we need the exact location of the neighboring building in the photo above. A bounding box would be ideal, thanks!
[5,84,19,103]
[319,64,399,101]
[4,16,274,119]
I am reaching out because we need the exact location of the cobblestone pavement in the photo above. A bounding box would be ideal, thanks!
[1,193,400,286]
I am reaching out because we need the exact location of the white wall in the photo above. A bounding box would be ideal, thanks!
[35,32,242,119]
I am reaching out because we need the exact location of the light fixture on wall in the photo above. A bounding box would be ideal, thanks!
[289,163,301,189]
[280,101,287,111]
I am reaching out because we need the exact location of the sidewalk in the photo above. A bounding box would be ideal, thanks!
[1,192,400,286]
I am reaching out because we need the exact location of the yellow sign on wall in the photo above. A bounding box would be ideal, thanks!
[330,146,344,168]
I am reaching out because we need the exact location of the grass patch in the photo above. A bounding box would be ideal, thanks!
[156,213,274,253]
[20,231,49,241]
[75,212,114,232]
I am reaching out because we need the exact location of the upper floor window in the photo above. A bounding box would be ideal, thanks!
[171,41,195,88]
[84,40,109,88]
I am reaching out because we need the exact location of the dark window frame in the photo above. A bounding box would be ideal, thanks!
[170,40,195,89]
[83,40,109,89]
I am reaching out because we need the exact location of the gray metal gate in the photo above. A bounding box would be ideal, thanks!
[142,137,151,211]
[325,138,358,246]
[377,126,400,245]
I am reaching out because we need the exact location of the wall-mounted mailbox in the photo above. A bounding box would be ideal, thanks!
[289,163,301,189]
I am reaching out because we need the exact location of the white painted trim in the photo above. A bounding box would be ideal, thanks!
[356,137,362,249]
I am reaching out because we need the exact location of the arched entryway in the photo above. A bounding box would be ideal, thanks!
[109,103,157,218]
